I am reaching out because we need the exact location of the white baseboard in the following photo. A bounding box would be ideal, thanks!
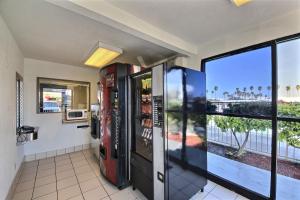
[24,143,91,162]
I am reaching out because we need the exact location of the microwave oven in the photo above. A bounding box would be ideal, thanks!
[66,109,88,120]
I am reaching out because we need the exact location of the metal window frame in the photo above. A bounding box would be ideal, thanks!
[16,72,23,131]
[36,77,91,114]
[201,32,300,200]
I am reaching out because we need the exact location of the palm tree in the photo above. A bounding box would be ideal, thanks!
[236,88,240,99]
[258,86,262,100]
[214,86,218,99]
[286,86,291,97]
[223,91,229,100]
[296,85,300,96]
[243,87,247,99]
[250,86,254,99]
[267,86,271,99]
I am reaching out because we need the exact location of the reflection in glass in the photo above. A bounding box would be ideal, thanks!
[277,38,300,200]
[167,68,183,110]
[37,78,90,113]
[165,68,207,200]
[206,47,272,116]
[277,38,300,118]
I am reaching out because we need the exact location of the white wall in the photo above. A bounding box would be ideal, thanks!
[23,58,98,156]
[198,8,300,60]
[0,15,24,199]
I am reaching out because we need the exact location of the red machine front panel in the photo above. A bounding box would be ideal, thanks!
[99,64,117,185]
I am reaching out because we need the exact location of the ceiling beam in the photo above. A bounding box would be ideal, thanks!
[47,0,198,56]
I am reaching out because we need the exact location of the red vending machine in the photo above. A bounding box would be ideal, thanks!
[99,63,141,188]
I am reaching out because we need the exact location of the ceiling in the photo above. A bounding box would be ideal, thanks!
[107,0,300,45]
[0,0,177,67]
[0,0,299,68]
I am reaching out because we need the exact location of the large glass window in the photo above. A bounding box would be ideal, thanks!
[37,78,90,113]
[204,47,272,197]
[277,38,300,200]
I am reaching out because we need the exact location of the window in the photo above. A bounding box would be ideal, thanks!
[204,46,273,197]
[202,33,300,200]
[37,78,90,113]
[16,73,24,130]
[277,37,300,200]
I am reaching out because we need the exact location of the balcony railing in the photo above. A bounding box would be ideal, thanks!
[207,121,300,162]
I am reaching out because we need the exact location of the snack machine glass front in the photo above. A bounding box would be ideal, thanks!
[131,72,153,161]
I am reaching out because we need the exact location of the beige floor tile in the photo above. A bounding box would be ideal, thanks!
[93,169,101,177]
[79,178,101,192]
[56,159,71,166]
[56,164,73,173]
[110,188,136,200]
[22,167,37,175]
[69,152,84,157]
[56,169,75,180]
[39,158,54,165]
[58,184,81,200]
[19,173,36,183]
[203,193,220,200]
[77,171,96,183]
[68,195,84,200]
[210,185,237,200]
[12,188,33,200]
[190,191,209,200]
[57,176,78,190]
[97,175,111,186]
[102,182,119,195]
[37,168,55,178]
[35,175,56,187]
[83,187,108,200]
[38,163,55,171]
[72,160,89,168]
[204,180,217,193]
[74,165,92,175]
[101,197,110,200]
[55,154,70,161]
[33,182,56,199]
[15,180,35,193]
[23,161,39,168]
[33,192,57,200]
[71,156,85,161]
[132,189,147,200]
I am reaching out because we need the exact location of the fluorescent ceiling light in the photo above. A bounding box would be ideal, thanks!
[231,0,252,7]
[84,42,122,68]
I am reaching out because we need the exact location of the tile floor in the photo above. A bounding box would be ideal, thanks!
[12,149,249,200]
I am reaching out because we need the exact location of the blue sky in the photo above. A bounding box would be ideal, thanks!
[277,38,300,98]
[206,38,300,100]
[206,47,272,99]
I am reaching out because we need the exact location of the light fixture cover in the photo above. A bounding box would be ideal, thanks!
[84,42,123,68]
[231,0,252,7]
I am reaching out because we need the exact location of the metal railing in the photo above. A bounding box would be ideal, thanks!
[207,120,300,162]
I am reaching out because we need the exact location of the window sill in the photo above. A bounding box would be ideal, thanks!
[62,119,89,124]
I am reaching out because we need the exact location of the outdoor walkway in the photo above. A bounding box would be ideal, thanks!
[208,152,300,200]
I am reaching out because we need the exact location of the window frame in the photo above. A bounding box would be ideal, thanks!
[16,72,23,131]
[201,32,300,200]
[36,77,91,114]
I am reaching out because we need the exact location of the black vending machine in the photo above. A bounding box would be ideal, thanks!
[129,63,207,200]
